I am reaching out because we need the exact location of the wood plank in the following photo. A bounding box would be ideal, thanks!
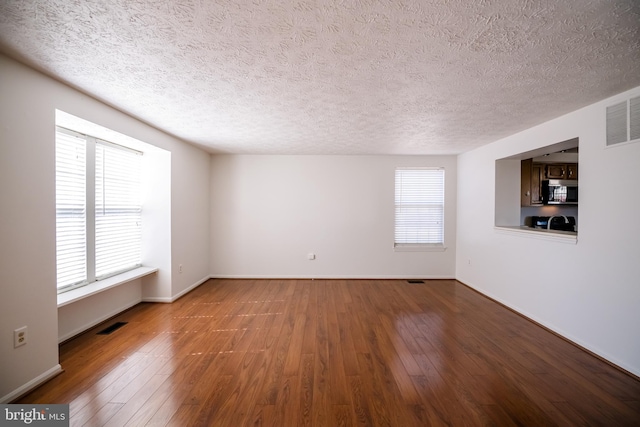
[298,353,315,427]
[337,312,360,376]
[346,375,374,427]
[103,374,170,426]
[327,287,350,404]
[271,375,298,427]
[312,281,331,426]
[78,402,123,427]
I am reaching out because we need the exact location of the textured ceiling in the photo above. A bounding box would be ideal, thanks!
[1,0,639,155]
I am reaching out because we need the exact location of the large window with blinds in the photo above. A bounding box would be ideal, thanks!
[56,127,142,292]
[394,167,445,249]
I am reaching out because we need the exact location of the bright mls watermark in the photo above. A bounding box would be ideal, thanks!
[1,405,69,426]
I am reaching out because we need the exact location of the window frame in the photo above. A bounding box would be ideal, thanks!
[55,126,143,294]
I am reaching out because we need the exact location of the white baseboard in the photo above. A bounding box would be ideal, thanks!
[58,299,141,343]
[142,275,211,303]
[140,296,173,303]
[1,364,63,404]
[170,275,211,301]
[210,274,455,280]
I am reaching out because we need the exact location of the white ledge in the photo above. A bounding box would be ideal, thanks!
[494,226,577,244]
[57,266,158,308]
[394,244,447,252]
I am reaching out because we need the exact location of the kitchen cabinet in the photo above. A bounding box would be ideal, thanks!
[545,164,565,179]
[531,163,543,204]
[521,159,532,206]
[544,163,578,180]
[521,159,544,206]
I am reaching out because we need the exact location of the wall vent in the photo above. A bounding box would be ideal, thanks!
[407,280,425,284]
[630,96,640,141]
[606,95,640,147]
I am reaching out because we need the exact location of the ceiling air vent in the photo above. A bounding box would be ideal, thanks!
[606,95,640,147]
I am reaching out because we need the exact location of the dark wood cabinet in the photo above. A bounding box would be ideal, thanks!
[531,163,543,204]
[521,159,532,206]
[545,164,566,179]
[521,160,544,206]
[544,163,578,180]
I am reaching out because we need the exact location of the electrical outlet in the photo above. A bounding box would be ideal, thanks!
[14,326,27,348]
[307,253,316,260]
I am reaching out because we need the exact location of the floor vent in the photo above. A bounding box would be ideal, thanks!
[97,322,128,335]
[407,280,425,284]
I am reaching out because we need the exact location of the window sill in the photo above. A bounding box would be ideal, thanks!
[57,266,158,308]
[494,226,577,244]
[394,244,447,252]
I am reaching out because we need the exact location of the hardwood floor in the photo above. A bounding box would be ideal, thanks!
[19,279,640,426]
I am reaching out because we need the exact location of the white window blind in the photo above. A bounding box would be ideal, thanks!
[55,127,142,292]
[394,168,444,247]
[95,141,142,278]
[56,129,87,288]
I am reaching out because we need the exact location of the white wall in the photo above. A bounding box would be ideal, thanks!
[140,147,172,301]
[170,144,211,299]
[0,54,211,402]
[0,56,60,403]
[457,86,640,376]
[210,155,457,278]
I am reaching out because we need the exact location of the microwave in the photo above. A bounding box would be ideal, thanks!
[542,180,578,205]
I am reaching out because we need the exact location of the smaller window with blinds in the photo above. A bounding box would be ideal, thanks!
[394,167,445,251]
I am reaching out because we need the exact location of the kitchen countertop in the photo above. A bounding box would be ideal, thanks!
[517,226,577,235]
[494,226,578,244]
